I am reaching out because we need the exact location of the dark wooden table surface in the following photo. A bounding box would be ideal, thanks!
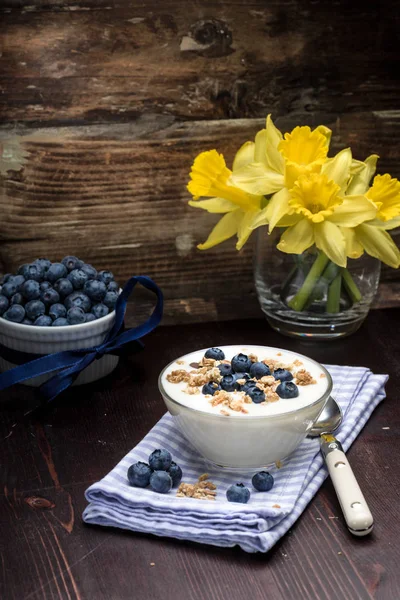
[1,310,399,600]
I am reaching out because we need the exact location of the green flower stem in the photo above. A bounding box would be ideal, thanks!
[327,272,342,313]
[304,260,341,309]
[342,268,362,303]
[288,252,329,311]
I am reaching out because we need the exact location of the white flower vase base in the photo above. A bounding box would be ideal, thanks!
[254,230,381,340]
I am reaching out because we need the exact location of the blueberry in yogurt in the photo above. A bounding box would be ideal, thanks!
[204,347,225,361]
[276,381,299,399]
[202,382,221,396]
[273,368,293,382]
[231,353,252,373]
[250,362,271,379]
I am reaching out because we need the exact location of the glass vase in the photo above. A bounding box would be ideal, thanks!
[254,229,381,339]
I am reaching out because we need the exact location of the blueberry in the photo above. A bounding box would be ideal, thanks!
[53,278,74,299]
[52,317,69,327]
[17,265,29,277]
[25,300,45,320]
[21,318,33,325]
[250,362,271,379]
[85,313,96,323]
[67,307,85,325]
[127,462,152,488]
[84,279,107,302]
[80,263,97,279]
[49,303,67,321]
[97,270,114,285]
[68,268,88,290]
[252,471,274,492]
[241,381,258,395]
[65,291,91,312]
[231,353,252,373]
[1,273,13,283]
[34,315,53,327]
[103,290,119,310]
[62,256,84,272]
[107,281,119,292]
[10,293,24,306]
[217,363,232,377]
[46,262,67,283]
[220,374,241,392]
[273,368,293,382]
[40,288,60,307]
[2,281,18,298]
[92,303,109,319]
[0,295,9,315]
[168,462,183,487]
[34,258,52,271]
[39,281,52,292]
[202,381,221,396]
[148,449,172,471]
[276,381,299,399]
[20,279,40,301]
[24,263,45,282]
[12,275,26,290]
[3,305,25,323]
[204,347,225,361]
[245,386,265,404]
[226,483,251,504]
[150,471,172,494]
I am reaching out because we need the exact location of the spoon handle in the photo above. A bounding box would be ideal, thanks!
[321,434,374,536]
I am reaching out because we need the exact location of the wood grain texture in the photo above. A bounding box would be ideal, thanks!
[1,0,400,123]
[1,312,400,599]
[1,113,400,324]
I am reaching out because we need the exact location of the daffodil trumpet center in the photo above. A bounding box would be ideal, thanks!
[288,173,342,223]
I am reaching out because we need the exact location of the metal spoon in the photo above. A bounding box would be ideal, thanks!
[309,396,374,536]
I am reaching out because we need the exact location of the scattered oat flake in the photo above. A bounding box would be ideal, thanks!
[338,552,342,555]
[176,360,185,365]
[220,409,230,416]
[272,504,281,509]
[150,562,155,566]
[275,460,283,469]
[276,352,282,356]
[198,473,209,482]
[320,373,326,378]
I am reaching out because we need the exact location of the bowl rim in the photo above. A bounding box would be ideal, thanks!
[158,344,333,421]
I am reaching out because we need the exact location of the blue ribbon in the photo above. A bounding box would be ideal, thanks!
[0,275,163,402]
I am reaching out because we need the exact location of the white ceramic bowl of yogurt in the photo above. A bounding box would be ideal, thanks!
[158,345,332,468]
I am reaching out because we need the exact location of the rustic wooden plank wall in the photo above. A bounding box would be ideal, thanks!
[1,0,400,324]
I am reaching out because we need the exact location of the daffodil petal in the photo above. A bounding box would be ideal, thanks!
[276,219,314,254]
[276,213,302,227]
[254,129,268,166]
[265,115,285,173]
[328,195,377,227]
[367,216,400,230]
[321,148,352,191]
[350,159,366,175]
[249,205,269,230]
[341,227,364,259]
[236,211,260,250]
[230,163,284,195]
[197,211,241,250]
[265,188,291,231]
[232,142,255,172]
[346,154,379,195]
[315,125,332,147]
[355,224,400,268]
[188,197,238,213]
[314,221,347,267]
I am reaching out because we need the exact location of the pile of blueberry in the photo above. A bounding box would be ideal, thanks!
[0,256,120,326]
[202,348,299,400]
[127,449,183,494]
[226,471,275,504]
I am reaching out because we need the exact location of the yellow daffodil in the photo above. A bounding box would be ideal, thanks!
[187,149,264,250]
[230,114,332,195]
[339,156,400,267]
[266,162,377,267]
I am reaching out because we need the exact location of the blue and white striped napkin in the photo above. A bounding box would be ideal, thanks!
[83,366,387,553]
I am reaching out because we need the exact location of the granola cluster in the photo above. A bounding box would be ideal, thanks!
[176,473,217,501]
[295,369,317,386]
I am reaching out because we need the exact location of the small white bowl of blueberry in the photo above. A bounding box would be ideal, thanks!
[0,256,121,386]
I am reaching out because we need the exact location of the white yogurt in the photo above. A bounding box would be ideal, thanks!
[161,345,329,417]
